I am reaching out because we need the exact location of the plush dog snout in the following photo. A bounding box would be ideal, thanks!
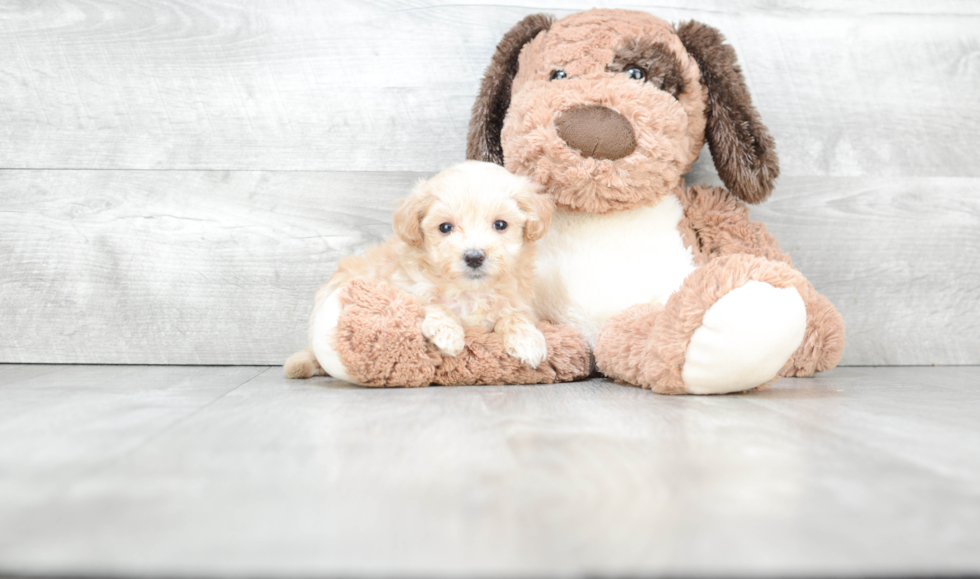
[464,249,486,268]
[556,105,637,160]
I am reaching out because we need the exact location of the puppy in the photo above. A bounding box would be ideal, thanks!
[285,161,555,381]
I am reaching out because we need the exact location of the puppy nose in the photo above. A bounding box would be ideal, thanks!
[556,105,636,160]
[463,249,486,268]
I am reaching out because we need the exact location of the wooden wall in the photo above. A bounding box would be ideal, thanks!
[1,0,978,366]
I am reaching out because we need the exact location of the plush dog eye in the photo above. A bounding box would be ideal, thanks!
[493,220,508,231]
[550,70,567,80]
[626,66,645,81]
[439,223,453,234]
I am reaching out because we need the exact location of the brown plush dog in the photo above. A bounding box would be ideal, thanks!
[465,9,844,394]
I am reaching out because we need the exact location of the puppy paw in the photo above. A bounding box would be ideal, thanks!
[422,316,466,357]
[504,325,548,369]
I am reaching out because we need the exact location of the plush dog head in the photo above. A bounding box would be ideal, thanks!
[393,161,553,286]
[467,9,778,213]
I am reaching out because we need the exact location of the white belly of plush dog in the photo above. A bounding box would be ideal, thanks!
[533,194,696,346]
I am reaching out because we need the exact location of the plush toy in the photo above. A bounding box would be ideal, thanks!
[296,8,843,393]
[466,9,844,394]
[287,276,591,386]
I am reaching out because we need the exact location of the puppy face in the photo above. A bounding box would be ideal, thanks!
[501,10,707,214]
[393,161,552,286]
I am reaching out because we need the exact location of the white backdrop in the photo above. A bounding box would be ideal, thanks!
[1,0,978,365]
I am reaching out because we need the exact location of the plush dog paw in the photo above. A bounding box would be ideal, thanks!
[422,314,466,357]
[682,280,807,394]
[504,324,548,369]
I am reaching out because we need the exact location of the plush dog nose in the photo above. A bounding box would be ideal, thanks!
[463,249,486,268]
[556,105,637,160]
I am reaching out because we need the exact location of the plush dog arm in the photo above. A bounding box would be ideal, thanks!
[298,278,591,387]
[678,185,793,264]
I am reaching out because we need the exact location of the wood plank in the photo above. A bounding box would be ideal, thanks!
[0,0,977,176]
[1,169,977,365]
[1,366,978,576]
[0,365,266,519]
[0,169,421,365]
[0,364,72,387]
[746,366,980,484]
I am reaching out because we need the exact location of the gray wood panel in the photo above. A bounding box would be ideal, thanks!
[1,0,978,365]
[0,0,977,176]
[1,169,977,365]
[1,365,979,576]
[753,176,980,367]
[0,169,421,365]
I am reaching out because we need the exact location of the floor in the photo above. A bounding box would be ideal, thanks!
[0,365,978,578]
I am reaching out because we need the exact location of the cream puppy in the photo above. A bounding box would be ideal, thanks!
[286,161,554,381]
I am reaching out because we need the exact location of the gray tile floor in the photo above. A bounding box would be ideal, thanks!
[1,365,978,577]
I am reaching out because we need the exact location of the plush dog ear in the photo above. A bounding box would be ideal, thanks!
[677,21,779,204]
[392,184,430,247]
[467,13,553,166]
[514,181,554,242]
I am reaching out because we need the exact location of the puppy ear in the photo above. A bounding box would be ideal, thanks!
[392,184,430,247]
[467,13,553,166]
[514,182,554,242]
[677,20,779,204]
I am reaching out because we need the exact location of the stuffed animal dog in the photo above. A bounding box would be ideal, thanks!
[286,161,590,386]
[466,9,845,394]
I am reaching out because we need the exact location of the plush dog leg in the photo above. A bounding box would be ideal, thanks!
[592,302,671,390]
[595,254,810,394]
[678,186,845,378]
[779,283,845,377]
[312,278,590,387]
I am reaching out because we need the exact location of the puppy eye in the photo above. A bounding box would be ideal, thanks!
[550,70,567,80]
[626,66,645,81]
[438,223,453,234]
[493,220,508,231]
